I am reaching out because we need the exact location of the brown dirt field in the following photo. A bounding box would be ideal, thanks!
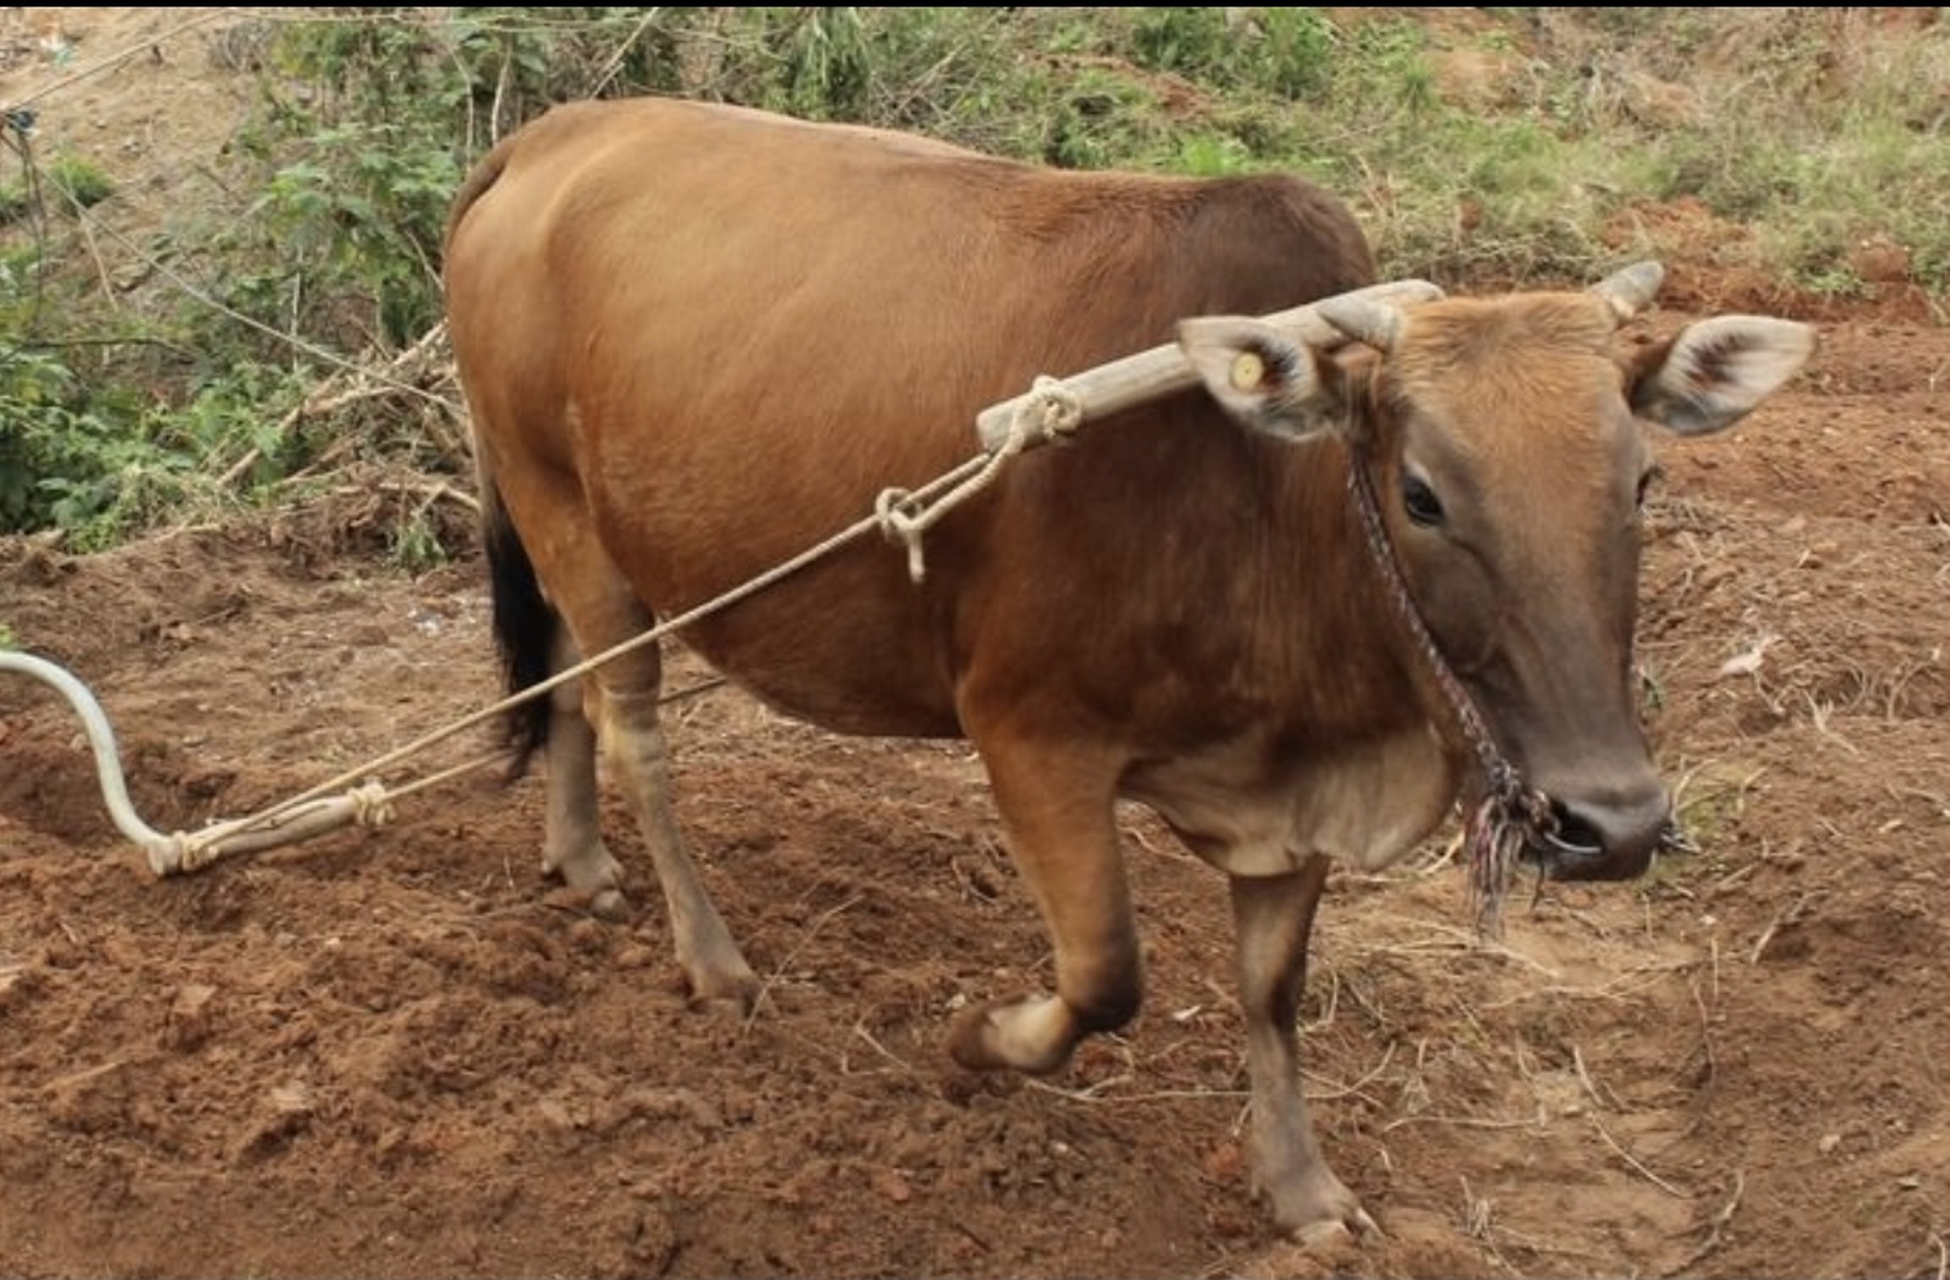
[3,9,1948,1280]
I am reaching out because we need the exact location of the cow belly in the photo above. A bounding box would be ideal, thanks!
[1128,727,1456,876]
[667,557,965,739]
[684,626,964,740]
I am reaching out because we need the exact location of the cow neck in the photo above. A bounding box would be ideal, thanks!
[1343,450,1552,932]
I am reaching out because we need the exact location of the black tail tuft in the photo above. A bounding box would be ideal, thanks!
[482,487,556,778]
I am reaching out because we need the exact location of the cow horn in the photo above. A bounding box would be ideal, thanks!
[1282,279,1443,347]
[1314,295,1403,353]
[1592,260,1665,323]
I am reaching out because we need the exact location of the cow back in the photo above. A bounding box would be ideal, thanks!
[444,98,1375,735]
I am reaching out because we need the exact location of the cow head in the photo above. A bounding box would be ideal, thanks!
[1179,263,1816,882]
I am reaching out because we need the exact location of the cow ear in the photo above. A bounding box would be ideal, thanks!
[1628,315,1817,437]
[1177,316,1339,442]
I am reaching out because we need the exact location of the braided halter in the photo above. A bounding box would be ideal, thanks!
[1343,453,1555,934]
[1344,451,1694,933]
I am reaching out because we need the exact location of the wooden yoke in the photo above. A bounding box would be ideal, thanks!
[974,278,1444,452]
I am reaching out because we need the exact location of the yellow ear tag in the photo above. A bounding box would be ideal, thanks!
[1229,351,1265,392]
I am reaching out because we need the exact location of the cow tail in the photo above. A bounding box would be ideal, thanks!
[453,136,553,778]
[480,475,555,778]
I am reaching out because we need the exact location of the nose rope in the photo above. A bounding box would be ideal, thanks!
[1344,456,1554,934]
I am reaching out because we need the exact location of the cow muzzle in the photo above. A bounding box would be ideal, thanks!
[1527,790,1675,882]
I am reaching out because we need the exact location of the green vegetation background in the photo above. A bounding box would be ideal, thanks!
[0,6,1942,561]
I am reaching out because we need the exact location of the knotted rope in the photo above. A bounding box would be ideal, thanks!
[4,371,1087,877]
[876,375,1083,581]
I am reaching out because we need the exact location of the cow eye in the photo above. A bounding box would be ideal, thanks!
[1402,474,1445,527]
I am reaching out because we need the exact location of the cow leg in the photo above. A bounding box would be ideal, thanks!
[1230,858,1379,1243]
[538,625,626,917]
[947,741,1140,1074]
[598,672,758,1010]
[509,484,758,1010]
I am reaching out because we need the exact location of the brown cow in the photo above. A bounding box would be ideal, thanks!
[442,97,1815,1241]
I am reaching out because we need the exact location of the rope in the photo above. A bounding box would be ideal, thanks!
[1344,454,1554,935]
[19,368,1078,875]
[347,780,394,826]
[0,10,1094,874]
[217,385,1064,833]
[1344,453,1697,926]
[876,376,1080,581]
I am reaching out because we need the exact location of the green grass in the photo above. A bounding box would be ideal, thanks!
[0,151,115,225]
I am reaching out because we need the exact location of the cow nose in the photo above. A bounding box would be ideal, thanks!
[1542,789,1671,881]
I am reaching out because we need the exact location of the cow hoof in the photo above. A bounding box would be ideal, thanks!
[542,883,631,921]
[1264,1167,1381,1247]
[587,887,629,921]
[686,972,759,1018]
[1293,1206,1380,1247]
[945,993,1075,1075]
[1280,1203,1380,1252]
